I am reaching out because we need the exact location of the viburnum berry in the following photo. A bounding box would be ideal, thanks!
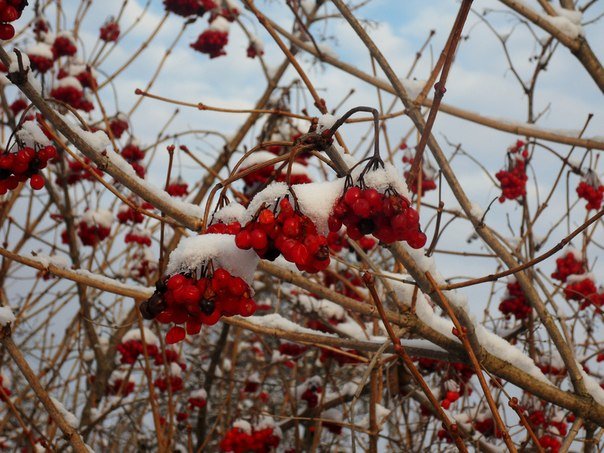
[205,220,241,235]
[109,116,129,139]
[402,148,437,194]
[329,185,426,248]
[100,19,120,42]
[53,34,78,58]
[236,197,330,272]
[141,266,255,344]
[163,0,216,17]
[61,209,113,247]
[121,142,146,178]
[564,275,601,310]
[9,98,27,116]
[220,423,280,453]
[576,172,603,211]
[0,0,26,41]
[125,228,152,247]
[496,140,529,202]
[166,178,189,197]
[0,144,57,195]
[498,280,531,320]
[57,157,103,186]
[190,18,229,58]
[551,249,585,282]
[246,38,264,59]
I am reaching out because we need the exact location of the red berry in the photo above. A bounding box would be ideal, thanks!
[235,230,252,249]
[167,274,187,291]
[166,326,186,344]
[343,186,361,206]
[30,174,45,190]
[250,229,268,250]
[0,23,15,41]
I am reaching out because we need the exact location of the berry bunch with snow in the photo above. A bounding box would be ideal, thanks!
[551,248,585,282]
[61,209,113,247]
[100,19,120,42]
[166,177,189,197]
[498,279,531,320]
[495,139,529,202]
[401,144,437,194]
[329,183,426,248]
[236,196,330,272]
[190,16,230,59]
[0,143,56,193]
[120,141,146,178]
[563,274,602,311]
[0,0,27,40]
[576,170,603,211]
[220,419,281,453]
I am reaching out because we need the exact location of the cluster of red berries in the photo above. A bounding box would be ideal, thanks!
[142,269,256,344]
[576,179,603,211]
[0,0,27,40]
[57,157,103,186]
[117,339,159,364]
[109,116,129,139]
[50,80,93,112]
[323,270,365,301]
[100,19,120,42]
[499,280,531,320]
[246,40,264,59]
[57,65,96,88]
[167,179,189,197]
[121,143,146,178]
[188,391,207,409]
[163,0,216,17]
[551,251,585,282]
[329,186,427,248]
[107,377,135,397]
[278,342,307,358]
[191,27,228,58]
[495,140,529,202]
[205,220,241,235]
[0,145,56,194]
[327,229,376,254]
[416,358,475,401]
[9,98,27,116]
[474,417,501,438]
[402,147,437,194]
[235,197,330,273]
[61,220,111,247]
[301,384,322,408]
[53,34,77,57]
[564,276,602,310]
[527,409,566,453]
[155,374,184,393]
[440,388,461,410]
[117,200,153,224]
[219,426,280,453]
[125,230,151,247]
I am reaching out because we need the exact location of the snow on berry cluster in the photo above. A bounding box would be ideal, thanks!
[238,150,311,196]
[0,143,56,194]
[235,196,330,272]
[219,418,281,453]
[0,0,27,40]
[495,140,529,202]
[401,144,437,194]
[551,248,585,282]
[165,0,264,60]
[61,209,113,247]
[166,177,189,197]
[563,273,602,311]
[498,278,531,320]
[328,185,427,248]
[120,141,146,178]
[576,171,603,211]
[99,19,120,42]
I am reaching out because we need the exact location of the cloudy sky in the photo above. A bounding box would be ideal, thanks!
[8,0,604,319]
